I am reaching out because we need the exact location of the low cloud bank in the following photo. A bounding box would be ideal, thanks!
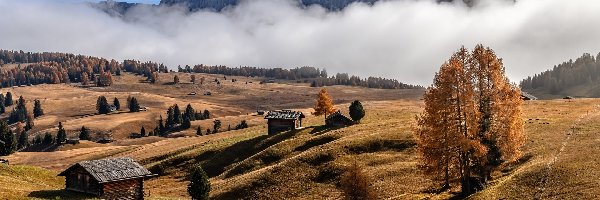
[1,0,599,85]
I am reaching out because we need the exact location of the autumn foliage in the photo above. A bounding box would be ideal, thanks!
[313,88,336,121]
[415,45,525,194]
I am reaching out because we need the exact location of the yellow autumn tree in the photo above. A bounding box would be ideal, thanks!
[313,88,336,122]
[415,45,524,195]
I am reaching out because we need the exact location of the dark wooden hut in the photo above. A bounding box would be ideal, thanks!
[58,157,154,199]
[264,110,305,135]
[325,110,353,127]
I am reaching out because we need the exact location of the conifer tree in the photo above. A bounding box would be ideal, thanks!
[0,94,5,114]
[43,132,53,144]
[185,104,196,121]
[33,99,43,117]
[113,97,121,110]
[5,92,13,106]
[25,114,34,130]
[128,97,140,112]
[9,96,28,124]
[174,104,182,124]
[213,120,221,134]
[96,96,111,114]
[79,126,90,140]
[140,126,146,137]
[17,129,28,150]
[196,126,202,136]
[203,110,210,120]
[166,106,175,127]
[81,72,89,85]
[313,88,336,122]
[0,121,16,156]
[188,164,211,200]
[158,115,165,133]
[56,122,67,144]
[182,117,191,129]
[349,100,365,122]
[415,45,524,194]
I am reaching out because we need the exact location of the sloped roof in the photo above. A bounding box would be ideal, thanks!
[521,92,537,100]
[264,110,305,120]
[58,157,154,183]
[326,110,352,121]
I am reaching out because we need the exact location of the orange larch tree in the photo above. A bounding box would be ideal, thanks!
[313,88,336,122]
[415,45,524,195]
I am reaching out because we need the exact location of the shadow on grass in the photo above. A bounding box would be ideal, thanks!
[29,189,97,199]
[203,130,300,178]
[309,125,344,135]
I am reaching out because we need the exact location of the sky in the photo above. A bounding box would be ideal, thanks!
[1,0,600,86]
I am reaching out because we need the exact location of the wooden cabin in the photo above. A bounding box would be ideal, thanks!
[325,111,353,127]
[521,92,537,100]
[58,157,154,199]
[264,110,305,135]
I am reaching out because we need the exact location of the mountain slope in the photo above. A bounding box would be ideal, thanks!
[520,52,600,99]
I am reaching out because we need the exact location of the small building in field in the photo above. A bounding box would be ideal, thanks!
[521,92,537,100]
[109,105,118,112]
[66,138,80,145]
[58,157,154,199]
[265,110,305,135]
[325,110,353,127]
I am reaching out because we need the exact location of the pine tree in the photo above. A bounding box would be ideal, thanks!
[349,100,365,122]
[43,132,53,144]
[33,99,43,117]
[203,110,210,120]
[196,126,202,136]
[140,126,146,137]
[9,96,28,124]
[415,45,524,194]
[158,115,165,134]
[25,114,34,131]
[188,164,211,200]
[313,88,336,122]
[174,104,182,124]
[96,96,111,114]
[166,107,175,127]
[113,97,121,110]
[17,129,28,150]
[182,117,191,129]
[213,120,221,134]
[79,126,90,140]
[56,122,67,144]
[5,92,13,106]
[0,94,5,114]
[185,104,196,121]
[0,120,16,156]
[128,97,140,112]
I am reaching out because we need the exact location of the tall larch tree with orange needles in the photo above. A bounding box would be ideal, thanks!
[313,88,336,122]
[416,45,524,195]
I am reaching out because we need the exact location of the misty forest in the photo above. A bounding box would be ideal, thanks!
[2,0,600,199]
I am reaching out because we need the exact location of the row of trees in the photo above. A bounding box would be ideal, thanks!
[313,89,366,123]
[96,96,140,114]
[415,45,525,195]
[520,52,600,95]
[310,75,422,89]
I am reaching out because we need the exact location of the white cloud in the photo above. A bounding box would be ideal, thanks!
[0,0,599,85]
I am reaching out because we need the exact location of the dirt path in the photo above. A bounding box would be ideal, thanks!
[535,104,600,199]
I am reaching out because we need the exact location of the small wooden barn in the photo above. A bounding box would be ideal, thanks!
[265,110,305,135]
[325,111,353,127]
[521,92,538,100]
[58,157,154,199]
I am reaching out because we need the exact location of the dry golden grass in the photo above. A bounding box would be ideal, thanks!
[3,73,600,199]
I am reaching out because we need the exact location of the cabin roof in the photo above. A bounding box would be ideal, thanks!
[58,157,153,183]
[326,110,352,121]
[264,110,305,120]
[521,92,538,100]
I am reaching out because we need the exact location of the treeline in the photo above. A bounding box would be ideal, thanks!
[0,50,120,87]
[180,64,422,89]
[1,49,420,90]
[520,52,600,94]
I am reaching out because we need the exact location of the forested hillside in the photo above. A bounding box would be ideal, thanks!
[520,52,600,98]
[0,50,419,90]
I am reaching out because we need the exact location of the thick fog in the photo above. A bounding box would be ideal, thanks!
[1,0,599,85]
